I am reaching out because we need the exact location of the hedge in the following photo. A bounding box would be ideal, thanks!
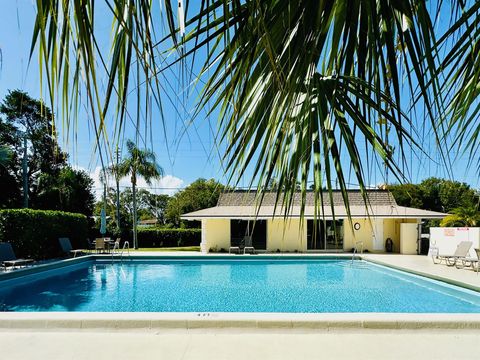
[0,209,88,259]
[136,228,201,248]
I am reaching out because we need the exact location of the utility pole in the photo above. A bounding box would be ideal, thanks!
[22,132,28,208]
[115,147,121,231]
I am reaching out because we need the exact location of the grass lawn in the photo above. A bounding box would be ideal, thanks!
[130,246,200,252]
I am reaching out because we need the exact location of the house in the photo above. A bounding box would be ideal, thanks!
[181,190,447,254]
[138,219,158,227]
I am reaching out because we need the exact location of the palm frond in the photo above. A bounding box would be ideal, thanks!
[435,1,480,171]
[31,0,480,219]
[171,0,439,217]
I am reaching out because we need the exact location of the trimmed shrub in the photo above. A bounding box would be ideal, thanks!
[136,228,201,248]
[0,209,88,259]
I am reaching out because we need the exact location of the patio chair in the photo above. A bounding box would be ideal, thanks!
[476,249,480,275]
[95,238,106,254]
[0,242,34,269]
[432,241,472,267]
[59,237,84,258]
[229,237,241,254]
[229,245,241,254]
[243,235,255,255]
[454,246,480,270]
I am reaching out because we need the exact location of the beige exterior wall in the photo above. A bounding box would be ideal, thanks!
[201,217,421,254]
[343,218,374,251]
[267,219,307,252]
[202,219,230,253]
[344,218,419,253]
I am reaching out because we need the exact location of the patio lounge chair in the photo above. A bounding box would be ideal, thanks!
[457,248,480,272]
[0,242,34,269]
[243,235,255,255]
[59,237,84,258]
[432,241,472,266]
[229,243,241,254]
[476,249,480,275]
[229,237,242,254]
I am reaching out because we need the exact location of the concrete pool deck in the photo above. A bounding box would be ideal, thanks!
[2,328,480,360]
[1,252,480,359]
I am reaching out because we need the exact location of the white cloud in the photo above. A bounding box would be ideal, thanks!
[75,166,184,199]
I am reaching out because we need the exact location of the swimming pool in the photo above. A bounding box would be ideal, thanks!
[0,258,479,313]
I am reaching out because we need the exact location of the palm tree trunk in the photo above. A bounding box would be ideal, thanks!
[132,173,138,249]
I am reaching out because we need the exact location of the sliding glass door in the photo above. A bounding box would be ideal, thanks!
[230,220,267,250]
[307,220,344,251]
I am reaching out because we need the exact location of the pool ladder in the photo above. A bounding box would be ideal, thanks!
[111,240,130,262]
[352,241,364,264]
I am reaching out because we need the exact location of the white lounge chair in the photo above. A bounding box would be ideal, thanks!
[456,248,480,272]
[243,235,255,254]
[229,242,241,254]
[432,241,472,267]
[476,248,480,275]
[0,243,34,269]
[59,237,84,258]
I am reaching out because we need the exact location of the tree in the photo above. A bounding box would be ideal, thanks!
[35,166,95,217]
[387,183,424,209]
[116,140,163,249]
[0,144,11,167]
[440,207,480,227]
[135,191,170,224]
[166,179,225,227]
[94,188,133,237]
[0,90,67,207]
[419,178,478,213]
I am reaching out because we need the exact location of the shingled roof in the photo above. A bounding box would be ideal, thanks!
[181,190,447,220]
[216,190,397,207]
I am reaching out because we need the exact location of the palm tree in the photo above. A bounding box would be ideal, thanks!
[30,1,480,215]
[440,207,480,228]
[117,140,163,249]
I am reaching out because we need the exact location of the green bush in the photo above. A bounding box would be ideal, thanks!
[136,228,201,248]
[0,209,88,259]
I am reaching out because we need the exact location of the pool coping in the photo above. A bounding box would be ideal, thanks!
[1,312,480,330]
[363,257,480,293]
[1,254,480,330]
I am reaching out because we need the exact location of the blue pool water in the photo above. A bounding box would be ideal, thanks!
[0,259,479,313]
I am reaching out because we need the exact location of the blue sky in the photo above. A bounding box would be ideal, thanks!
[0,0,231,197]
[0,0,479,197]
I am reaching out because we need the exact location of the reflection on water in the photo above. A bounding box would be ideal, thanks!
[0,267,96,311]
[0,260,479,313]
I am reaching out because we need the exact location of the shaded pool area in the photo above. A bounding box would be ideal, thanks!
[0,258,479,313]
